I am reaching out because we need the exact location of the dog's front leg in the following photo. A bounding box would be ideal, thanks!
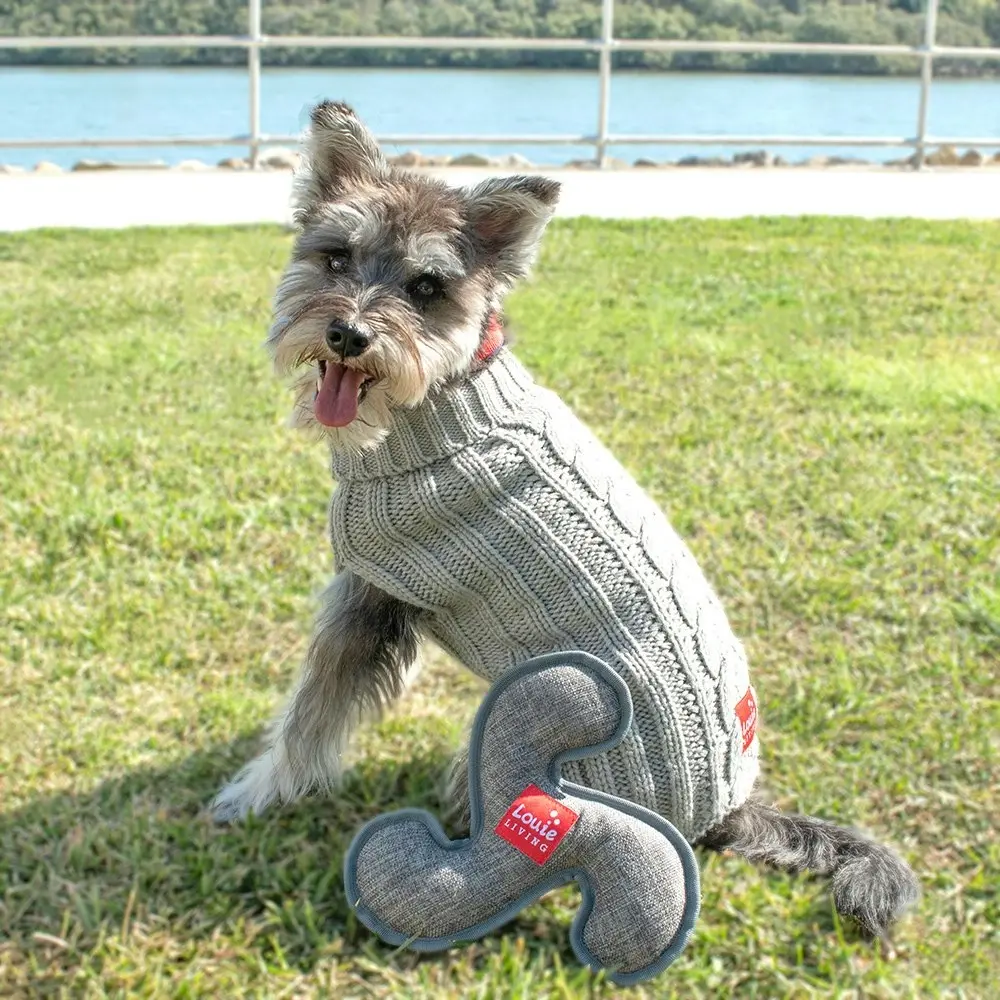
[213,571,421,822]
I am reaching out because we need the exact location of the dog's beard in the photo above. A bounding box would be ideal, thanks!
[270,301,481,454]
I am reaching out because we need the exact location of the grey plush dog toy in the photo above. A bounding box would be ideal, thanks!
[344,652,700,985]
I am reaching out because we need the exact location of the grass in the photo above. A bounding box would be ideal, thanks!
[0,218,998,999]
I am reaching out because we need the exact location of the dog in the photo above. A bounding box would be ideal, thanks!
[214,101,919,941]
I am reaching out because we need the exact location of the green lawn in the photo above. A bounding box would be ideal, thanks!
[1,219,997,999]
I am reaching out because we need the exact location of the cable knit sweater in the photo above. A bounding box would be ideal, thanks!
[329,348,759,841]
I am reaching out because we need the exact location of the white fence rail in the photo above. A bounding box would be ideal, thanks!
[2,0,999,169]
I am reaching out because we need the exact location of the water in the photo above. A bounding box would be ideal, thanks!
[2,66,999,168]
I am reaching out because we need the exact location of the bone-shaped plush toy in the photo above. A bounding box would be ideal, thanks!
[344,651,700,986]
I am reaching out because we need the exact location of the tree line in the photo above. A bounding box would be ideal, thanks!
[3,0,1000,76]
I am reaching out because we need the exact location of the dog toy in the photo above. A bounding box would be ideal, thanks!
[344,652,700,985]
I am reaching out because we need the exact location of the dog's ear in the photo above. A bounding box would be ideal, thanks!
[295,101,388,220]
[465,175,560,286]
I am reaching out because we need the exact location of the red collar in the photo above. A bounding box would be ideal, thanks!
[474,313,504,365]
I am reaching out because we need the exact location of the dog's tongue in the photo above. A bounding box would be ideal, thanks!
[315,363,367,427]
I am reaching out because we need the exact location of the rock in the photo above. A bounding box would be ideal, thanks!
[926,144,960,167]
[450,153,496,167]
[175,159,210,171]
[388,150,423,167]
[773,155,787,167]
[420,155,453,167]
[103,159,164,171]
[566,156,627,169]
[261,147,299,170]
[798,155,868,167]
[495,153,534,169]
[733,150,775,167]
[677,155,729,167]
[71,159,113,171]
[633,157,659,167]
[992,151,1000,163]
[217,156,250,170]
[72,159,168,171]
[33,161,63,174]
[959,149,984,167]
[900,149,964,168]
[0,164,26,175]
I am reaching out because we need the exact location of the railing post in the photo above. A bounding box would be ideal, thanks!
[248,0,262,169]
[914,0,940,170]
[595,0,614,167]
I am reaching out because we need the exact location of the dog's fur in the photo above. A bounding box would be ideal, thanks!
[214,101,919,939]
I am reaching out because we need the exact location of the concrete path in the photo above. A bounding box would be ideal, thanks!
[2,166,999,231]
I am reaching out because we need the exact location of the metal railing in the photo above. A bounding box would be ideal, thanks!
[2,0,999,169]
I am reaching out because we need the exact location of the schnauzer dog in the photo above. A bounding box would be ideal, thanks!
[214,101,918,940]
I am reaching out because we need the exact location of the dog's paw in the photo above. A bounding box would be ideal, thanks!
[211,751,281,824]
[212,779,262,824]
[211,786,253,824]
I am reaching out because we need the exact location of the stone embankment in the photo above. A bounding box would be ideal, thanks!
[2,144,998,174]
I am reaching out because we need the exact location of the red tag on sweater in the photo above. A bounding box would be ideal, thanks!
[735,687,758,753]
[495,785,578,865]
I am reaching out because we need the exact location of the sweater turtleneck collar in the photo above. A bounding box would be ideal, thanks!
[330,348,539,481]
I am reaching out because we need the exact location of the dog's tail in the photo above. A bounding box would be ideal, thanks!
[700,797,919,938]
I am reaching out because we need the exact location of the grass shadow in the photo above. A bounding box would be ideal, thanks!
[2,732,875,991]
[1,735,516,981]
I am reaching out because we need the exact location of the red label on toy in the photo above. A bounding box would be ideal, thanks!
[494,784,578,865]
[735,687,758,753]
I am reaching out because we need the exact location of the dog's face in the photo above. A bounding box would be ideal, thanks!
[268,101,560,452]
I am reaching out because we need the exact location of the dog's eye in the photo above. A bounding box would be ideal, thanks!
[408,274,444,302]
[327,250,350,273]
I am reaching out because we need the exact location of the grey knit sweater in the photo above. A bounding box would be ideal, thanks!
[330,349,759,841]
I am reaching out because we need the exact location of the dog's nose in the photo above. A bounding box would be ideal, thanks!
[326,321,371,358]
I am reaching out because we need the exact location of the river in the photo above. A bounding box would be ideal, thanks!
[2,66,999,168]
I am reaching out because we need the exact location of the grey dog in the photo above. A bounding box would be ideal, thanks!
[214,101,919,941]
